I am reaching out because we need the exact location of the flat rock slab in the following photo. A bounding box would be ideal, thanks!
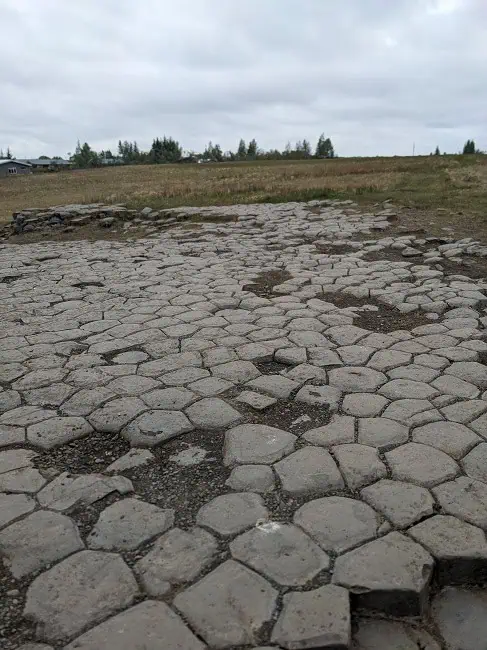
[37,472,132,512]
[332,532,434,616]
[196,492,268,536]
[302,415,355,447]
[357,417,409,451]
[294,496,380,554]
[226,464,275,492]
[173,560,278,648]
[274,446,344,495]
[63,600,206,650]
[271,585,351,649]
[0,492,35,529]
[386,442,460,487]
[87,498,174,551]
[26,416,93,449]
[0,510,84,578]
[433,477,487,528]
[328,366,387,393]
[409,515,487,585]
[432,587,487,650]
[185,397,243,429]
[135,527,218,597]
[122,409,193,446]
[224,424,296,465]
[230,523,330,586]
[24,550,139,642]
[360,479,434,528]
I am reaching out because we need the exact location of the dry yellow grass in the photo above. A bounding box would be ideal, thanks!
[1,155,486,223]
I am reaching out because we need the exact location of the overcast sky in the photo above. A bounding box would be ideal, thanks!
[2,0,486,158]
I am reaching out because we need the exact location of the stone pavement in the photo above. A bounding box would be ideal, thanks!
[1,199,487,648]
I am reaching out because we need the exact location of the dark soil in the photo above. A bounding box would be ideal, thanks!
[438,255,487,280]
[315,243,357,255]
[242,269,293,298]
[321,290,430,332]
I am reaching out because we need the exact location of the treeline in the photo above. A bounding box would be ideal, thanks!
[70,134,336,168]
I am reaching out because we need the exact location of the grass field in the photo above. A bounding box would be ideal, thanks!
[1,155,487,229]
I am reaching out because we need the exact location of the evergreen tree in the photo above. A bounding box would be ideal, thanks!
[463,139,476,154]
[323,138,335,158]
[434,146,440,156]
[315,133,326,157]
[237,139,247,160]
[6,147,13,159]
[302,139,312,158]
[212,143,223,162]
[71,141,99,168]
[247,139,258,160]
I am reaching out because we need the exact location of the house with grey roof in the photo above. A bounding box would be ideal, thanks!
[0,159,32,178]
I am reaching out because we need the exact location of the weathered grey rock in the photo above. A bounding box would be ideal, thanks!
[161,366,210,386]
[105,374,160,396]
[275,346,308,365]
[342,393,388,417]
[462,443,487,483]
[0,423,25,447]
[212,360,261,383]
[236,390,277,410]
[122,409,193,446]
[60,386,115,416]
[271,585,351,650]
[24,550,139,642]
[0,510,84,578]
[441,399,487,423]
[87,498,174,551]
[88,397,147,432]
[224,424,296,465]
[382,398,434,425]
[274,447,344,495]
[37,471,132,512]
[225,464,275,492]
[142,386,196,409]
[379,379,438,400]
[328,366,387,392]
[230,523,329,586]
[431,587,487,650]
[294,496,379,553]
[63,600,205,650]
[368,349,412,372]
[332,532,434,616]
[327,324,369,345]
[408,515,487,585]
[357,417,409,451]
[188,376,234,396]
[26,416,93,449]
[433,477,487,528]
[303,415,355,447]
[135,527,217,596]
[185,397,243,429]
[386,442,459,487]
[105,448,154,473]
[295,384,342,410]
[196,492,268,535]
[333,443,387,489]
[174,560,277,648]
[353,619,441,650]
[0,492,35,528]
[412,421,480,459]
[432,374,480,398]
[361,479,434,528]
[388,363,440,383]
[337,345,375,366]
[246,374,300,398]
[445,361,487,388]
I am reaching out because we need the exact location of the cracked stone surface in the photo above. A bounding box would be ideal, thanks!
[3,199,487,648]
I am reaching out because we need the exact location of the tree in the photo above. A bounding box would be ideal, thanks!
[247,139,258,160]
[434,146,440,156]
[6,147,13,159]
[463,139,476,154]
[237,139,247,160]
[149,136,182,164]
[302,139,312,158]
[71,140,99,168]
[316,134,335,158]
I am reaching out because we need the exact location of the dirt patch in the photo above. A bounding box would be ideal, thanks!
[362,247,419,264]
[322,290,431,332]
[243,269,293,298]
[438,255,487,280]
[315,243,357,255]
[4,223,154,245]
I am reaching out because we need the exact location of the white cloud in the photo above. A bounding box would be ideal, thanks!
[0,0,486,157]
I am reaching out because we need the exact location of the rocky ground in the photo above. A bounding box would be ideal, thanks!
[1,199,487,649]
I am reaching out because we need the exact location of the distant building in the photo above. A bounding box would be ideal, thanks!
[18,158,72,170]
[0,159,33,178]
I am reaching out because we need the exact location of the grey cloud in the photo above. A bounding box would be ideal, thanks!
[1,0,486,157]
